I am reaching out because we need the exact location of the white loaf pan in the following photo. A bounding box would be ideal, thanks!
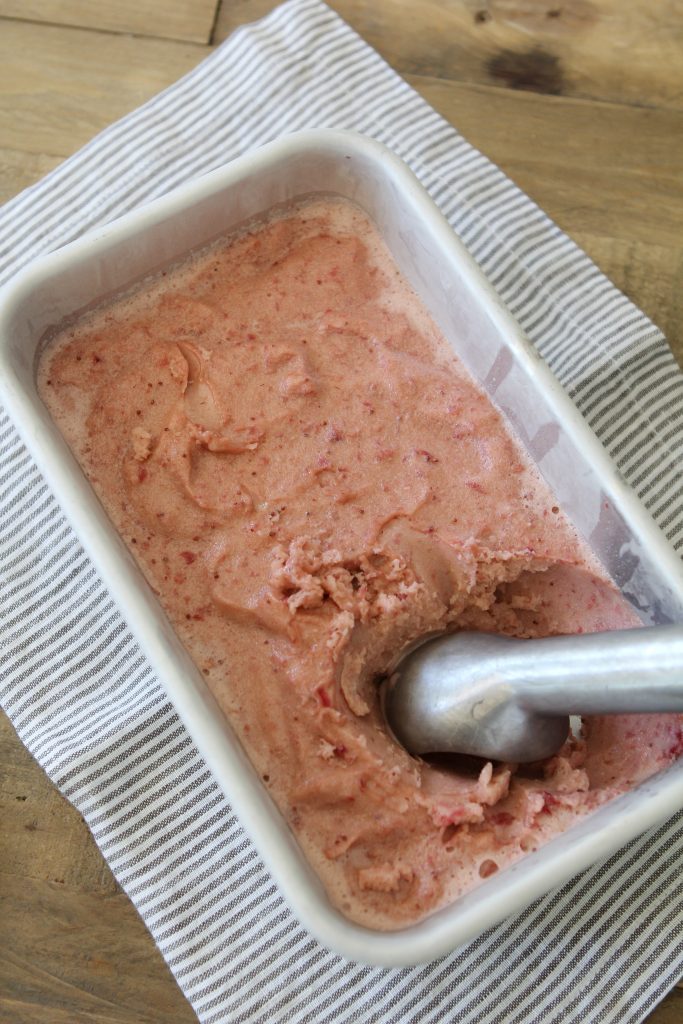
[1,130,682,967]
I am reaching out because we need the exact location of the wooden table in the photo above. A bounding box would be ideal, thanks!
[1,2,682,1021]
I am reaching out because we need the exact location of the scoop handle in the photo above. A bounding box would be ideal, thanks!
[485,625,683,715]
[383,624,683,762]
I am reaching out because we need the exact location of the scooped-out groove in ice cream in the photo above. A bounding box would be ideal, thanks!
[38,197,683,930]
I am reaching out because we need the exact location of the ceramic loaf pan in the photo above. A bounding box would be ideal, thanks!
[1,130,682,967]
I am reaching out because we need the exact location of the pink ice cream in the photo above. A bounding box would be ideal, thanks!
[38,198,683,930]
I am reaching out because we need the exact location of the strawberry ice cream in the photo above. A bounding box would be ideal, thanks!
[38,198,683,929]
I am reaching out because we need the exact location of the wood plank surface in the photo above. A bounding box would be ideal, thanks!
[215,0,683,109]
[405,76,683,363]
[1,2,682,1022]
[0,713,197,1024]
[0,0,217,44]
[0,21,203,158]
[0,149,62,206]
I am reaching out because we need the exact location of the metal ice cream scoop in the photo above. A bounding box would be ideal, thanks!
[382,626,683,763]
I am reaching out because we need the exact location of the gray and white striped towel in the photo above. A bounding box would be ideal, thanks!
[2,2,682,1021]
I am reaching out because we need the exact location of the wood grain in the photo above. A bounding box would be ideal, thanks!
[215,0,683,109]
[1,1,682,1022]
[410,77,683,245]
[0,0,217,44]
[0,711,196,1024]
[0,148,62,206]
[405,76,683,364]
[0,21,203,158]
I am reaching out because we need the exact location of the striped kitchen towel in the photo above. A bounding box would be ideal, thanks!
[1,1,682,1022]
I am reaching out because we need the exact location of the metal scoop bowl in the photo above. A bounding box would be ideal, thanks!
[382,625,683,763]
